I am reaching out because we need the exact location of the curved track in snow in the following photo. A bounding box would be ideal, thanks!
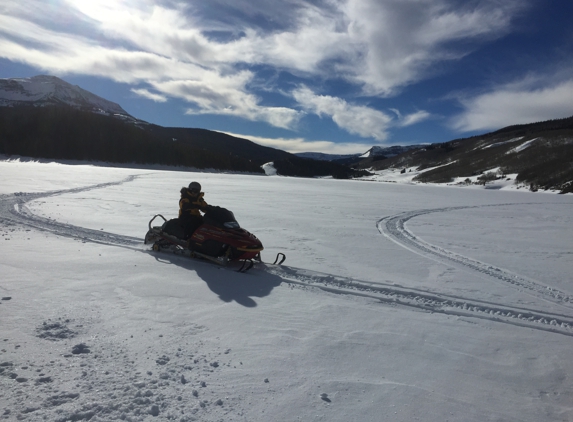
[0,176,143,248]
[264,264,573,337]
[2,178,573,337]
[377,205,573,307]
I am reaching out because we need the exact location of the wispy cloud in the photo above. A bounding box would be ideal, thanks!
[152,74,303,129]
[131,88,167,102]
[221,131,373,155]
[450,78,573,132]
[341,0,523,95]
[293,86,430,140]
[391,109,432,127]
[0,0,527,136]
[293,86,394,141]
[0,4,303,129]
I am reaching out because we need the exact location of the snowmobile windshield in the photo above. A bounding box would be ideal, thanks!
[204,206,240,229]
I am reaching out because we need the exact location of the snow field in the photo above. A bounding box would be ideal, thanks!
[1,160,573,421]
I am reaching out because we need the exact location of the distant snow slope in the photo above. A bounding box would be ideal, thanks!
[0,75,130,117]
[295,152,360,161]
[296,145,424,161]
[365,144,423,157]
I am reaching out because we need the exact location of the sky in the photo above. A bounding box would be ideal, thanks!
[1,0,572,154]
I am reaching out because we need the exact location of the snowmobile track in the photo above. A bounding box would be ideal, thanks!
[3,178,572,336]
[0,176,143,248]
[265,265,573,337]
[377,204,573,308]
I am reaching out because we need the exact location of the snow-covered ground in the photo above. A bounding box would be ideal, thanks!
[358,166,559,192]
[1,160,573,422]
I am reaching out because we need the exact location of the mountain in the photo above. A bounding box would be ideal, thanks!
[2,75,570,189]
[0,75,133,119]
[0,76,368,179]
[295,145,423,162]
[363,145,424,158]
[338,144,425,167]
[295,152,360,161]
[295,144,425,168]
[361,116,573,193]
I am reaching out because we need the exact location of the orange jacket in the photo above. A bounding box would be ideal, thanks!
[179,188,208,220]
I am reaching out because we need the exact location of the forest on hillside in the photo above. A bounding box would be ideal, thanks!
[0,106,264,173]
[0,106,369,179]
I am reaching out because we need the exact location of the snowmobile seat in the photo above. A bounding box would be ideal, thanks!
[161,218,186,239]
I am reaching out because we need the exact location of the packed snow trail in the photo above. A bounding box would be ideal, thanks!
[377,205,573,307]
[0,176,143,248]
[263,265,573,337]
[3,177,573,337]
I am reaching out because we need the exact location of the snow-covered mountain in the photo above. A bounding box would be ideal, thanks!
[0,75,131,118]
[0,75,365,178]
[296,145,424,162]
[363,115,573,193]
[359,144,424,158]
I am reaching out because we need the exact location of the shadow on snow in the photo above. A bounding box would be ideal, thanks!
[149,252,282,308]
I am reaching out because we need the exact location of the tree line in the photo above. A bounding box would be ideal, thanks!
[0,106,265,173]
[0,105,367,179]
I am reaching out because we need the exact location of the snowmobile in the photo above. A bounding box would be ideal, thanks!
[144,205,285,272]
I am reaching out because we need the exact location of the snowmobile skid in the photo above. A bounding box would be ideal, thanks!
[144,207,285,273]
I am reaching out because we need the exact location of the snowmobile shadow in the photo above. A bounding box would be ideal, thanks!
[197,266,283,308]
[151,254,282,307]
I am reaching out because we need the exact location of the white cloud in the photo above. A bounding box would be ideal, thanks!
[241,9,353,75]
[398,110,431,127]
[343,0,523,95]
[0,4,302,129]
[450,79,573,132]
[293,86,393,141]
[221,131,373,155]
[0,0,526,135]
[66,1,223,65]
[0,0,524,89]
[131,88,167,102]
[151,76,302,129]
[292,86,430,140]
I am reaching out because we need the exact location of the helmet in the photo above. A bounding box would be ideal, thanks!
[188,181,201,192]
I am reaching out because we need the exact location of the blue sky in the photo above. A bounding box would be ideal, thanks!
[1,0,572,154]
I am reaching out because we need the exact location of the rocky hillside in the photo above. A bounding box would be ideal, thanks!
[359,116,573,194]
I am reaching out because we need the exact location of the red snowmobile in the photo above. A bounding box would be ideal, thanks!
[144,205,284,272]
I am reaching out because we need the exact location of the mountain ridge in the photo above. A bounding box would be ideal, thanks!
[361,115,573,193]
[295,145,425,163]
[0,75,570,191]
[0,75,368,179]
[0,75,131,118]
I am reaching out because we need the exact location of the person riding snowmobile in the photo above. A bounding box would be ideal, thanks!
[179,181,208,238]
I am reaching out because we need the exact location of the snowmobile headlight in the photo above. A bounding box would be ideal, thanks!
[223,221,240,229]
